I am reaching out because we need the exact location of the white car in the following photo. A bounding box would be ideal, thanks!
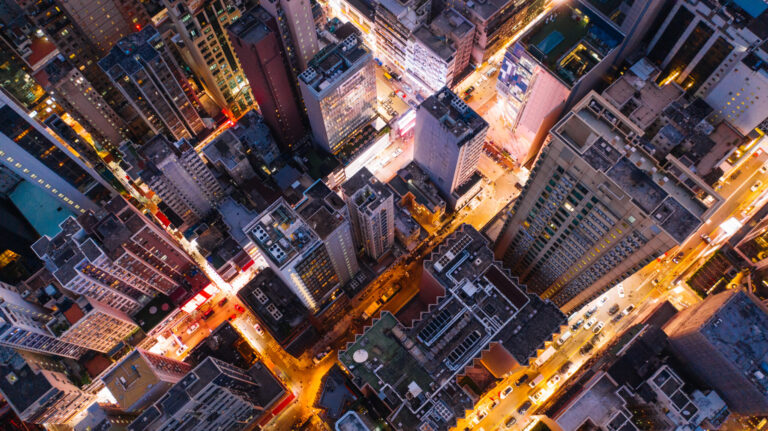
[617,284,625,298]
[593,321,605,334]
[760,164,768,173]
[186,322,200,334]
[529,389,545,403]
[584,317,597,330]
[500,385,514,399]
[176,345,188,356]
[752,181,763,192]
[547,375,561,387]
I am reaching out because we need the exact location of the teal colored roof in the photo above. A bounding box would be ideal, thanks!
[9,182,75,237]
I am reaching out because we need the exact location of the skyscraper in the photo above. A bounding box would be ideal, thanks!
[45,296,138,354]
[163,0,254,118]
[137,135,222,226]
[664,289,768,414]
[0,92,115,214]
[99,26,206,140]
[494,91,722,312]
[244,183,359,311]
[413,87,487,208]
[260,0,319,71]
[298,34,376,154]
[32,197,203,313]
[341,167,395,261]
[54,0,150,56]
[0,282,88,359]
[228,7,307,149]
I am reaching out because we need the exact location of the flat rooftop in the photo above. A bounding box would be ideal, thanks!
[413,26,455,62]
[555,373,629,430]
[245,199,319,267]
[554,93,718,243]
[296,181,347,240]
[227,6,273,44]
[342,168,393,216]
[298,35,371,95]
[462,0,518,21]
[420,88,488,145]
[521,1,623,87]
[424,225,494,288]
[431,8,475,40]
[389,162,446,212]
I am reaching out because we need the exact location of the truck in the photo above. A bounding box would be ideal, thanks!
[361,301,381,320]
[533,346,557,368]
[556,331,572,347]
[528,374,545,388]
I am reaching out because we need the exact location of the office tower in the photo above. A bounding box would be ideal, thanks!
[51,0,149,55]
[340,225,565,431]
[163,0,253,117]
[298,34,376,154]
[0,92,115,214]
[0,348,94,425]
[494,91,722,312]
[244,184,359,311]
[452,0,546,65]
[36,58,128,150]
[413,87,487,208]
[374,0,431,74]
[260,0,319,71]
[102,348,192,413]
[495,1,624,165]
[664,290,768,414]
[138,135,223,226]
[46,296,138,353]
[0,281,88,359]
[647,0,768,98]
[32,197,202,313]
[228,7,307,149]
[705,52,768,135]
[341,167,395,260]
[99,26,206,141]
[129,357,286,431]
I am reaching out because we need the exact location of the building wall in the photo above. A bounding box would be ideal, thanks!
[260,0,319,70]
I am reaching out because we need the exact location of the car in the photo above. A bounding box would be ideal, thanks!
[547,375,561,387]
[489,399,499,410]
[465,86,475,94]
[580,343,594,355]
[701,234,712,244]
[218,297,228,307]
[517,400,532,415]
[529,389,545,403]
[176,345,187,356]
[473,410,487,424]
[617,284,625,298]
[761,164,768,174]
[571,319,584,331]
[559,361,573,375]
[599,296,608,305]
[313,347,332,364]
[500,385,513,399]
[186,322,200,334]
[463,93,472,101]
[585,306,598,318]
[227,313,237,321]
[254,323,264,335]
[752,180,763,192]
[234,304,245,313]
[622,304,635,315]
[584,317,597,330]
[202,309,215,320]
[611,313,624,323]
[593,321,605,334]
[608,304,620,315]
[504,416,517,428]
[515,374,530,386]
[652,279,660,286]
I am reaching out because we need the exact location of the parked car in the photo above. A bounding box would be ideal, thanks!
[500,385,514,399]
[218,297,228,307]
[593,321,605,334]
[505,416,517,428]
[622,304,636,315]
[547,374,561,387]
[571,319,584,331]
[517,401,532,415]
[202,309,215,320]
[254,323,264,335]
[608,304,620,315]
[515,374,530,386]
[186,322,200,334]
[584,317,597,330]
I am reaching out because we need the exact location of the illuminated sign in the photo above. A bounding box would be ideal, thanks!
[181,284,219,313]
[397,109,417,136]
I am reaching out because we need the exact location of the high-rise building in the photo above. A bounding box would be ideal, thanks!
[55,0,149,56]
[73,403,139,431]
[298,34,376,154]
[664,289,768,414]
[341,167,395,260]
[99,26,206,141]
[260,0,319,71]
[36,58,129,151]
[227,7,307,149]
[705,52,768,135]
[244,183,358,311]
[0,348,94,425]
[102,348,192,413]
[163,0,254,117]
[413,87,487,208]
[646,0,768,98]
[451,0,546,65]
[46,296,137,354]
[495,1,624,164]
[494,91,722,312]
[415,8,474,90]
[0,282,88,359]
[32,197,202,313]
[0,92,115,214]
[128,357,286,431]
[374,0,431,74]
[137,135,223,226]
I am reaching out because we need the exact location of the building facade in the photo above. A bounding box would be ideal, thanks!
[495,92,722,312]
[260,0,320,71]
[298,34,377,154]
[341,167,395,260]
